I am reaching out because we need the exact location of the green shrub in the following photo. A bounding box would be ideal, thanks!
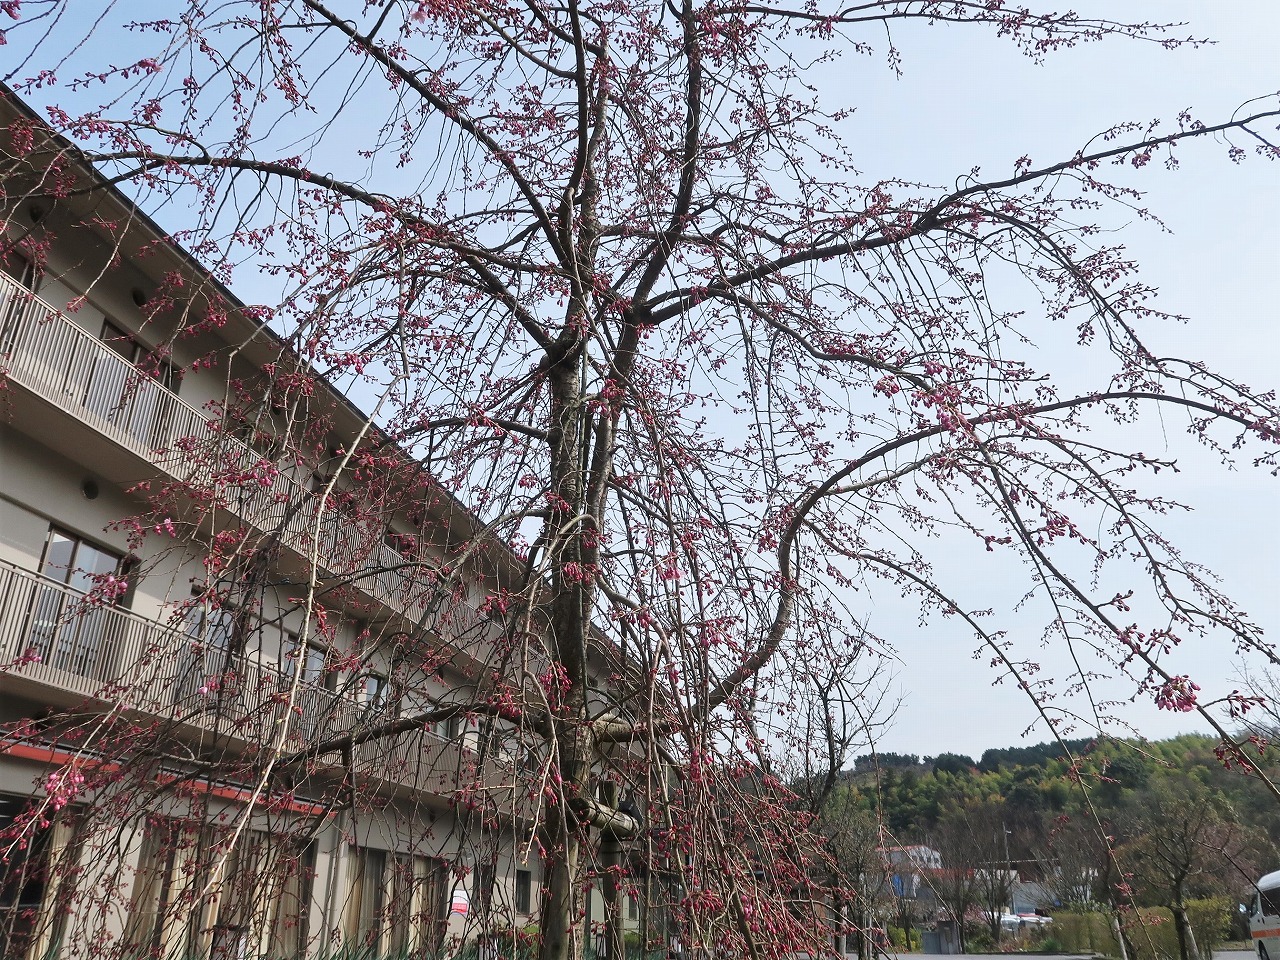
[1051,910,1120,956]
[1185,897,1232,958]
[1125,898,1233,960]
[967,925,994,951]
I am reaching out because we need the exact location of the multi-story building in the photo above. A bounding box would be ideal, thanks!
[0,87,648,959]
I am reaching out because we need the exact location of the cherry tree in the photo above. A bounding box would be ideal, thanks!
[2,1,1280,958]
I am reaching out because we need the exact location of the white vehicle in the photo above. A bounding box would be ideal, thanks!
[1252,870,1280,960]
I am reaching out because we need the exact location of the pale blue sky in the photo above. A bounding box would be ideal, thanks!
[825,2,1280,757]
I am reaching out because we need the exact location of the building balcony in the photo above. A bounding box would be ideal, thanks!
[0,269,495,652]
[0,558,514,803]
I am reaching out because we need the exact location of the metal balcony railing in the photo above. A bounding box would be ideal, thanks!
[0,558,502,796]
[0,270,495,651]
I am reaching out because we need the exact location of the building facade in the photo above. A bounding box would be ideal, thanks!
[0,89,648,959]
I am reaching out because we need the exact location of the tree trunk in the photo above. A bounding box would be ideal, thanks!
[1172,901,1199,960]
[540,809,584,960]
[1110,910,1130,960]
[538,364,594,960]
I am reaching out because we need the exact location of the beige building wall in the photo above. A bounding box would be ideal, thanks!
[0,100,626,960]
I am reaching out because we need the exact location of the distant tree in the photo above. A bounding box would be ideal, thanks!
[1039,816,1109,910]
[933,754,975,777]
[930,817,981,953]
[1118,784,1252,960]
[978,740,1093,774]
[855,754,922,773]
[964,800,1019,943]
[824,798,890,960]
[788,651,896,815]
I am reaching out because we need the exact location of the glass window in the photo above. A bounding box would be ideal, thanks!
[302,641,327,685]
[437,713,462,740]
[284,635,328,686]
[0,249,37,356]
[185,598,238,656]
[0,249,35,289]
[346,847,387,947]
[84,319,182,452]
[1263,887,1280,918]
[99,320,182,392]
[125,818,184,954]
[39,531,76,583]
[38,529,122,592]
[515,869,532,915]
[358,672,397,716]
[28,528,125,678]
[410,857,448,954]
[473,864,495,920]
[0,795,54,958]
[176,594,245,707]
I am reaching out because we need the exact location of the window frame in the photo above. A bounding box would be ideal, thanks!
[99,318,183,394]
[515,868,532,915]
[0,248,38,355]
[27,526,128,678]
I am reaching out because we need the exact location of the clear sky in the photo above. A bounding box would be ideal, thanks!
[824,2,1280,759]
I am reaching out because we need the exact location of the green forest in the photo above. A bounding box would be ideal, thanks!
[820,734,1280,959]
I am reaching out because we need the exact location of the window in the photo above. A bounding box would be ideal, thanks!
[279,634,343,740]
[310,459,356,557]
[344,667,396,719]
[210,831,315,958]
[517,742,540,775]
[269,841,316,957]
[410,857,448,954]
[99,320,182,391]
[437,712,463,740]
[27,527,125,678]
[126,818,189,955]
[84,318,183,451]
[184,594,240,663]
[1263,887,1280,918]
[360,672,389,711]
[176,590,252,709]
[0,249,37,355]
[379,530,421,598]
[0,249,36,289]
[0,795,55,958]
[515,869,532,914]
[473,863,495,920]
[346,847,388,948]
[283,635,329,687]
[383,530,419,560]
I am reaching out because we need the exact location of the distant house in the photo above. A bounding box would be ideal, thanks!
[879,846,943,905]
[880,845,943,871]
